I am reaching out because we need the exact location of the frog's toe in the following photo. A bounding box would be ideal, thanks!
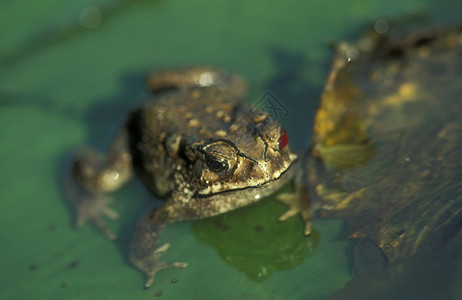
[277,192,302,220]
[303,220,312,236]
[133,243,188,288]
[278,204,299,221]
[153,243,171,257]
[276,192,294,205]
[100,198,120,220]
[74,195,118,240]
[143,260,188,288]
[92,216,117,241]
[277,192,312,236]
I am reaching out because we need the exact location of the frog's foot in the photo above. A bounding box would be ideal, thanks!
[131,243,188,288]
[277,190,312,235]
[74,194,119,240]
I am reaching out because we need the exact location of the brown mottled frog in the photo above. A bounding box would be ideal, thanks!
[70,67,310,287]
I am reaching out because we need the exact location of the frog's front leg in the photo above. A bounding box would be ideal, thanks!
[69,129,132,240]
[129,200,193,288]
[277,181,312,235]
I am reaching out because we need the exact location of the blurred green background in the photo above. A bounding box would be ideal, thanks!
[0,0,458,299]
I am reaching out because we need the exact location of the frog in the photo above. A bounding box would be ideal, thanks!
[69,67,311,288]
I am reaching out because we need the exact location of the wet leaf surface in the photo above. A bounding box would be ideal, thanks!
[308,22,462,299]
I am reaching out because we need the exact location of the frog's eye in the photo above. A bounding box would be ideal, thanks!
[278,128,289,149]
[201,141,238,176]
[205,155,231,176]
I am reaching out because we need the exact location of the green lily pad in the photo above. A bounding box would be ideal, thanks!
[193,188,319,282]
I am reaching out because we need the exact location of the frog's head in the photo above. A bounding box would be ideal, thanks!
[177,111,297,215]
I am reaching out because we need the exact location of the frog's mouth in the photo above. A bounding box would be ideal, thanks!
[176,161,297,217]
[195,158,296,200]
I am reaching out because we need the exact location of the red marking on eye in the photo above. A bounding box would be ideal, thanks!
[278,128,289,149]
